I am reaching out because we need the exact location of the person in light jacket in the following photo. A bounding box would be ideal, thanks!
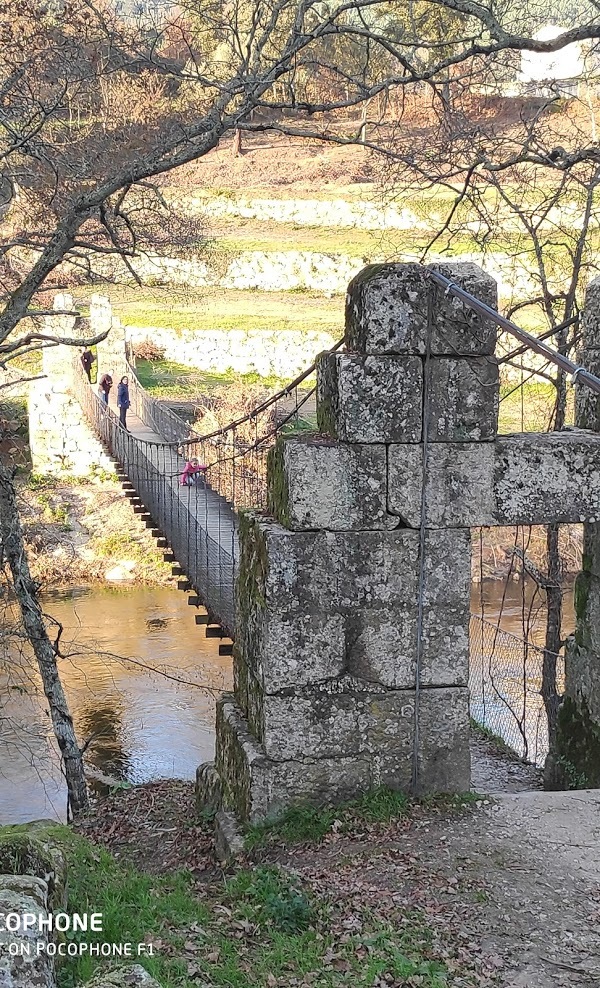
[117,375,130,430]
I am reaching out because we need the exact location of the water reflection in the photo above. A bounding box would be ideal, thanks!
[0,586,232,824]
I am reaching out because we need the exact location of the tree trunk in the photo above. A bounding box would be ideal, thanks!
[359,99,370,146]
[0,463,89,818]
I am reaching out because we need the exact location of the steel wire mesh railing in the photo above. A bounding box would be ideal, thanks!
[469,613,564,765]
[123,342,342,513]
[76,344,344,634]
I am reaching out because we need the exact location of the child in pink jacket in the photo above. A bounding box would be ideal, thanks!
[181,457,207,486]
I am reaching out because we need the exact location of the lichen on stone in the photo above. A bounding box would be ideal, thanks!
[553,694,600,789]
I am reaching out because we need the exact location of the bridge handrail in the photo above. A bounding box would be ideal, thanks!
[124,337,345,447]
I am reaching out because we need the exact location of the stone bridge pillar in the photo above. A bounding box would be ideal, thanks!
[552,276,600,786]
[28,294,120,477]
[200,261,500,829]
[92,295,127,382]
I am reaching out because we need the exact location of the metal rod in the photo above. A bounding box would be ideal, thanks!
[427,270,600,395]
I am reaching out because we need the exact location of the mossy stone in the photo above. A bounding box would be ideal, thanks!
[551,695,600,789]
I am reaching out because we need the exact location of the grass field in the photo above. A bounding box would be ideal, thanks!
[498,379,571,433]
[75,285,345,334]
[0,789,476,988]
[134,358,297,398]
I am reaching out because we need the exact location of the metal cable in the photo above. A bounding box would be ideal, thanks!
[427,271,600,395]
[411,289,434,794]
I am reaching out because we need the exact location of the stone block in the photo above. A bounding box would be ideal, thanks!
[344,528,471,688]
[86,965,164,988]
[0,877,54,988]
[390,431,600,528]
[195,761,223,815]
[494,431,600,525]
[553,636,600,789]
[388,443,496,528]
[564,638,600,723]
[428,357,499,441]
[267,435,396,531]
[581,275,600,351]
[215,689,470,823]
[237,515,470,690]
[345,261,497,356]
[427,261,499,355]
[237,513,421,617]
[215,697,373,823]
[582,522,600,579]
[214,809,246,863]
[317,352,422,442]
[379,685,471,794]
[575,347,600,432]
[245,610,347,693]
[249,674,470,765]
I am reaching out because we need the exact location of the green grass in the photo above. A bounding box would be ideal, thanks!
[75,285,345,334]
[498,379,573,434]
[0,824,458,988]
[134,357,299,399]
[245,787,411,850]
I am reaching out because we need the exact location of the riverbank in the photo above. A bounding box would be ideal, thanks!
[16,471,583,587]
[18,475,173,588]
[3,737,595,988]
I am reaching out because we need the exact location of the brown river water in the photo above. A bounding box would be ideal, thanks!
[0,580,574,824]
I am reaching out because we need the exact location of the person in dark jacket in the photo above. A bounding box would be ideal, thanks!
[117,375,130,430]
[98,372,112,405]
[81,348,95,383]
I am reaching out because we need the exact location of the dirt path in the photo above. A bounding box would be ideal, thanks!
[271,789,600,988]
[76,747,600,988]
[470,736,543,794]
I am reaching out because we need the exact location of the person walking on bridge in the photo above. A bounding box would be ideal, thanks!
[98,372,112,406]
[81,348,95,383]
[117,375,130,430]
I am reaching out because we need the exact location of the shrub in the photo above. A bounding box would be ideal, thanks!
[132,338,166,361]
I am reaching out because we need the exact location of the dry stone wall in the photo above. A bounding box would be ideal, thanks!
[29,379,115,478]
[126,324,336,379]
[90,249,367,294]
[28,294,121,478]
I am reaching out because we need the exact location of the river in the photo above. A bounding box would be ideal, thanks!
[0,586,232,825]
[0,580,574,824]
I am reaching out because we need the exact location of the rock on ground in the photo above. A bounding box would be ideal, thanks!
[85,966,162,988]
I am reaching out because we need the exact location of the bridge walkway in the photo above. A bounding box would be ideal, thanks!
[87,385,239,636]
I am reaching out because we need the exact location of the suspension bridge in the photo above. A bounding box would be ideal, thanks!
[75,265,600,772]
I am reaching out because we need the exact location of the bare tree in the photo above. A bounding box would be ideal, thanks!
[376,58,600,761]
[0,464,89,815]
